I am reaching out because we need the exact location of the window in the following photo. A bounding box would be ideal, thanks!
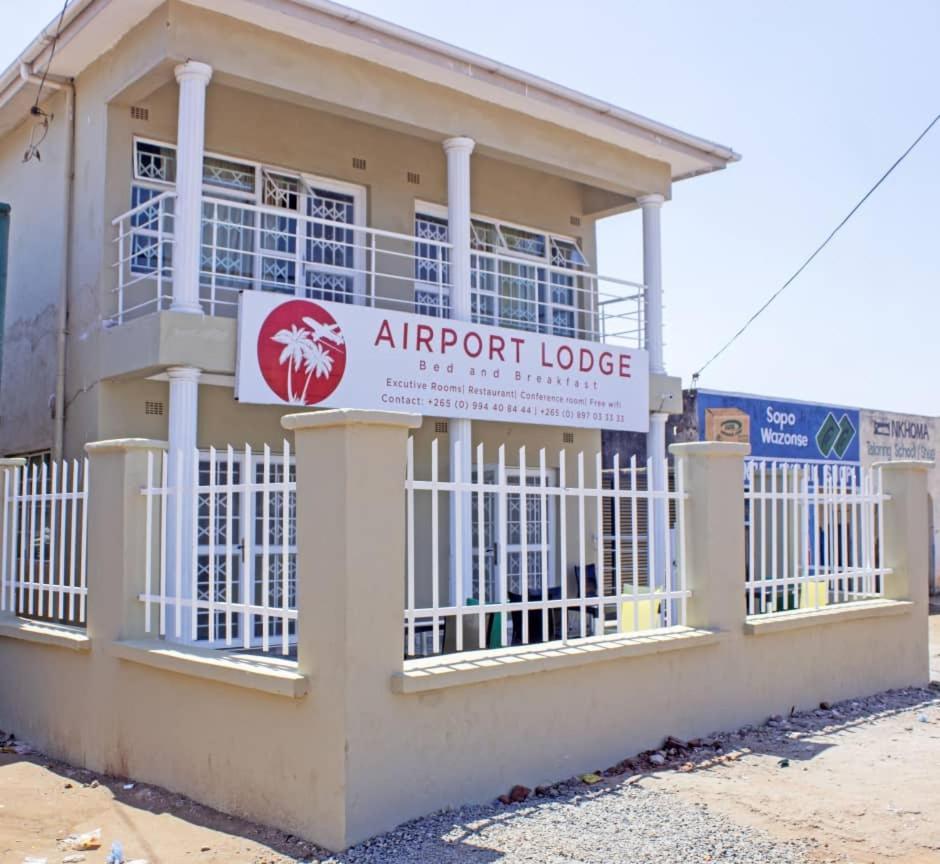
[415,206,590,338]
[472,467,557,603]
[414,214,450,317]
[305,187,358,303]
[130,186,174,276]
[134,141,176,184]
[129,138,365,312]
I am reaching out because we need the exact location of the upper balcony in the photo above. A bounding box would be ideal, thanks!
[110,183,646,350]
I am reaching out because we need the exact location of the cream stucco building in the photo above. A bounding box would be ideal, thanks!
[0,0,738,464]
[0,8,933,851]
[0,0,744,633]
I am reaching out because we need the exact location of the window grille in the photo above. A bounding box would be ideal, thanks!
[414,214,450,317]
[417,209,589,339]
[202,156,257,197]
[127,140,366,312]
[134,141,176,183]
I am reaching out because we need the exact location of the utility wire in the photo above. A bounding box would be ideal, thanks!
[691,112,940,386]
[33,0,70,109]
[23,0,70,163]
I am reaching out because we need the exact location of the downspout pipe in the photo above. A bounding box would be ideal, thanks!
[53,80,75,461]
[0,203,10,387]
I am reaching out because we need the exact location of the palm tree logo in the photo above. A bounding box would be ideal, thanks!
[257,300,347,405]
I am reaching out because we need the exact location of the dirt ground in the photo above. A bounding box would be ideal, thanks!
[653,689,940,864]
[2,609,939,864]
[648,607,940,864]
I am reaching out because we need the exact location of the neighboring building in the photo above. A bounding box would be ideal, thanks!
[618,388,937,592]
[0,0,737,645]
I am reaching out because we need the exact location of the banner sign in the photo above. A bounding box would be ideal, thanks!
[860,410,936,464]
[696,390,860,463]
[235,293,650,432]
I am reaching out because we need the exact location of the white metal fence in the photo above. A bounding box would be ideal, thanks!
[141,443,297,655]
[110,194,644,346]
[404,440,687,657]
[744,461,889,615]
[0,459,89,626]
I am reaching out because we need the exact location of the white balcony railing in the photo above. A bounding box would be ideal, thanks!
[111,193,645,347]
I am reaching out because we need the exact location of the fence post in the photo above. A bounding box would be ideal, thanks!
[877,461,931,683]
[282,408,421,850]
[84,440,167,643]
[669,442,750,632]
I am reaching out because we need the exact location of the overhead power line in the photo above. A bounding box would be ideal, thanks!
[691,112,940,386]
[23,0,70,163]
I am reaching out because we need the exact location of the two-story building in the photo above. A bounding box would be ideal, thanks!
[0,0,739,650]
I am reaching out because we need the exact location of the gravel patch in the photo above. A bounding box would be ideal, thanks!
[318,783,813,863]
[311,686,940,864]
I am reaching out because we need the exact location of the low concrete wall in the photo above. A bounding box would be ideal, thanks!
[0,418,930,852]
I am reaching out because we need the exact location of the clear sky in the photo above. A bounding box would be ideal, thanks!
[3,1,939,415]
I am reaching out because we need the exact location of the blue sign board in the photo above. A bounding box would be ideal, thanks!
[696,390,860,464]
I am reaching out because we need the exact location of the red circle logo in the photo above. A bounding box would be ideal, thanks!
[257,300,347,405]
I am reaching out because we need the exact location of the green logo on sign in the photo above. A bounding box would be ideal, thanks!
[816,412,855,459]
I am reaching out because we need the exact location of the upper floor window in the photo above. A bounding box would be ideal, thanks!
[130,138,365,314]
[415,207,591,339]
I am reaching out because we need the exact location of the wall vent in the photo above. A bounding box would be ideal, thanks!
[562,432,575,444]
[145,400,165,416]
[434,421,449,434]
[352,157,367,171]
[407,171,421,185]
[569,215,582,227]
[130,106,150,122]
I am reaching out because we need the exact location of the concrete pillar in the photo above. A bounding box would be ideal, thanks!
[84,439,167,642]
[669,441,750,632]
[878,461,931,604]
[878,460,931,684]
[172,60,212,315]
[166,365,200,641]
[282,408,420,850]
[83,438,167,772]
[443,136,475,606]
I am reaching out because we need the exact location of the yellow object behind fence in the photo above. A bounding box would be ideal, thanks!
[799,579,829,609]
[620,597,662,633]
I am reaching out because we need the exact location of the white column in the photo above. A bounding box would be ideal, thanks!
[639,194,665,374]
[172,61,213,315]
[443,137,475,610]
[639,194,669,611]
[167,365,200,642]
[444,137,475,318]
